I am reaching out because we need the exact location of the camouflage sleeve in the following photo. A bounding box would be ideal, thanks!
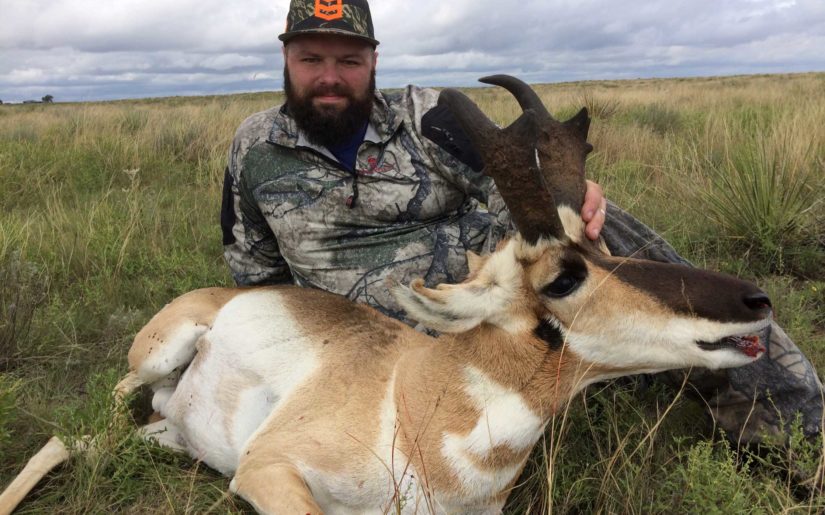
[221,137,293,286]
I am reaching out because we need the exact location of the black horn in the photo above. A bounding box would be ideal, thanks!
[480,74,555,122]
[437,88,565,243]
[482,75,592,214]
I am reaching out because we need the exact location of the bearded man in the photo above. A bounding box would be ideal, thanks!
[221,0,822,442]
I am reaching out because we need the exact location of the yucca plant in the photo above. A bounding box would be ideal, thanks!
[699,118,823,267]
[576,89,621,120]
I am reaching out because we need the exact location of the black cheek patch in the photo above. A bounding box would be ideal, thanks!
[534,319,564,350]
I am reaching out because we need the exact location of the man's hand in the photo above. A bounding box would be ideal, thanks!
[581,180,607,241]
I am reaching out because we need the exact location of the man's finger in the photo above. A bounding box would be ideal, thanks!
[586,197,607,240]
[581,180,604,222]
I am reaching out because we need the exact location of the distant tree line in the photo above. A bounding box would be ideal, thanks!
[7,95,55,105]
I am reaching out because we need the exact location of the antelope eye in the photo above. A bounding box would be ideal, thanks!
[543,272,583,298]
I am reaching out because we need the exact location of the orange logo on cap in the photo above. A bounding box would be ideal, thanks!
[315,0,344,21]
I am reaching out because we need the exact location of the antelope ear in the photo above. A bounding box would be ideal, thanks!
[391,279,504,333]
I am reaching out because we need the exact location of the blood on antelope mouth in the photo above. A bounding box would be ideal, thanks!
[697,326,770,358]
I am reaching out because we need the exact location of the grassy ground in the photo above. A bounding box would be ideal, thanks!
[1,72,823,513]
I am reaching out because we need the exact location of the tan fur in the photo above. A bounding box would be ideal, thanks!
[128,287,246,372]
[232,463,323,514]
[465,250,486,276]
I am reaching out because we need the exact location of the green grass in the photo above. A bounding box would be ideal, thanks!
[505,379,825,513]
[1,72,824,513]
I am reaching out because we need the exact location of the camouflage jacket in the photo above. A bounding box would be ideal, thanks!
[221,86,510,321]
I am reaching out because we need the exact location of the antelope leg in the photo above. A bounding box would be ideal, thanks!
[231,463,324,515]
[0,371,145,514]
[0,436,70,515]
[113,370,143,403]
[138,418,186,453]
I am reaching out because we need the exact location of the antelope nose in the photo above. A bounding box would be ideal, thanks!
[743,291,772,312]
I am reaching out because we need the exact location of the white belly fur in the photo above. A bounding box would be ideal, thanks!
[153,289,322,474]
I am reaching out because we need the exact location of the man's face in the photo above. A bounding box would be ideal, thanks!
[283,34,377,147]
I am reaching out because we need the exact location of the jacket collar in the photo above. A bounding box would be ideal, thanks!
[267,90,402,151]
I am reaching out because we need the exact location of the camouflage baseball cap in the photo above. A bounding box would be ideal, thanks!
[279,0,379,47]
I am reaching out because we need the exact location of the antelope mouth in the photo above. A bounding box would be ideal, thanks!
[698,325,770,358]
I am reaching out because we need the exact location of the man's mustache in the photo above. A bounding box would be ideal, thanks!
[309,85,353,98]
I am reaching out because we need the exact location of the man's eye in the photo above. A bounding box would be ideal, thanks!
[302,57,320,63]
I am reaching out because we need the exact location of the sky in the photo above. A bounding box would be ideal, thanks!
[1,0,823,103]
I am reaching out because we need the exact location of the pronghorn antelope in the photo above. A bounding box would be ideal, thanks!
[0,76,773,514]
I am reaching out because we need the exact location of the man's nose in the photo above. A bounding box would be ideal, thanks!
[317,62,342,86]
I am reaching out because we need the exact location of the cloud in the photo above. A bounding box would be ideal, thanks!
[1,0,824,102]
[0,0,283,53]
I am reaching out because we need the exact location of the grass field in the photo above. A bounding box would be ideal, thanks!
[1,72,824,513]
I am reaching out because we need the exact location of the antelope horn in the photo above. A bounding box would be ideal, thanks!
[480,74,555,122]
[482,75,592,212]
[437,88,565,242]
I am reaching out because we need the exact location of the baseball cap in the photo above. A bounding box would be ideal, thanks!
[279,0,379,47]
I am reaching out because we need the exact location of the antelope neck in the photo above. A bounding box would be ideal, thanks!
[398,326,581,423]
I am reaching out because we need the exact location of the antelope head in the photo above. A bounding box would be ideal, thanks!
[393,76,771,390]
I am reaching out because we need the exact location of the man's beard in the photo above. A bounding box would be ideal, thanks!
[284,66,375,148]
